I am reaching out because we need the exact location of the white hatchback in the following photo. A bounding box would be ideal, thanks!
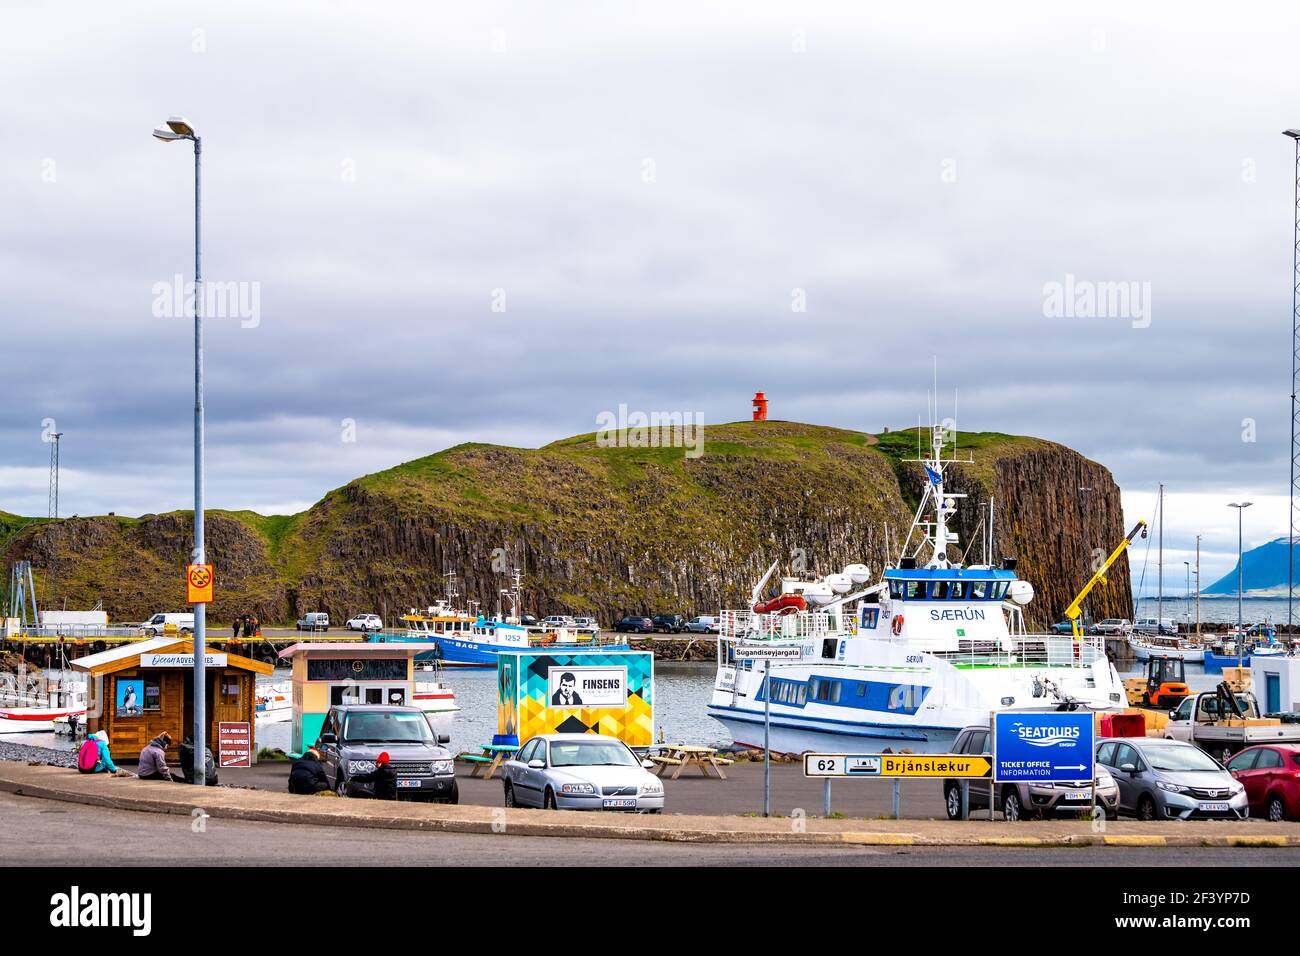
[346,613,383,632]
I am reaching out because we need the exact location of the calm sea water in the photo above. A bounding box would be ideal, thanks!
[1135,596,1299,626]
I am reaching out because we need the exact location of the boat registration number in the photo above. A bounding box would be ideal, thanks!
[602,798,636,809]
[1199,801,1230,812]
[397,780,422,788]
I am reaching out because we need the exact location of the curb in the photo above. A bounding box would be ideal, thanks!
[2,766,1297,849]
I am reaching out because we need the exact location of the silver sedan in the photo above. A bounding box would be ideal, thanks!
[501,734,665,812]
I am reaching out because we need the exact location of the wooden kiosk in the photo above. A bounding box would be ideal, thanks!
[72,636,274,762]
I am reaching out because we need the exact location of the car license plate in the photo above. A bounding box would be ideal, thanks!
[1065,791,1089,801]
[397,779,421,788]
[1200,801,1229,812]
[602,798,636,809]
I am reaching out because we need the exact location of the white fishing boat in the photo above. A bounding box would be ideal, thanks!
[414,665,460,714]
[1126,634,1205,663]
[255,680,292,723]
[707,419,1126,754]
[0,677,87,734]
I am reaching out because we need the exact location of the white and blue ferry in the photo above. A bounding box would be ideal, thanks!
[708,421,1126,753]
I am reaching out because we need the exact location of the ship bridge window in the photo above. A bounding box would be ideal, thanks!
[970,580,989,599]
[929,581,950,600]
[861,607,880,629]
[821,639,837,660]
[947,582,967,599]
[990,582,1009,600]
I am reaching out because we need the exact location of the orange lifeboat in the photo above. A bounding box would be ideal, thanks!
[752,593,808,615]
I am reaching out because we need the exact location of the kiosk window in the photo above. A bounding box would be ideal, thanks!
[143,679,162,712]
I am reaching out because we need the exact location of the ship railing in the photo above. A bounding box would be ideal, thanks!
[13,625,144,640]
[913,634,1107,668]
[717,609,839,642]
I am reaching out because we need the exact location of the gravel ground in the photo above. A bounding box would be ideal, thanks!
[0,739,77,768]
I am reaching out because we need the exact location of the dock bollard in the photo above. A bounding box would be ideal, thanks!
[892,779,901,819]
[823,778,831,817]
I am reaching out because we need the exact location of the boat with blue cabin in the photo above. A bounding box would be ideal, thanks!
[707,419,1126,754]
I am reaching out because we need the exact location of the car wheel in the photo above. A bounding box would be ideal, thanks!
[944,783,964,820]
[543,787,557,810]
[335,772,347,797]
[1268,795,1286,822]
[1137,794,1157,821]
[1002,788,1024,822]
[1105,808,1119,821]
[441,782,459,805]
[504,782,517,808]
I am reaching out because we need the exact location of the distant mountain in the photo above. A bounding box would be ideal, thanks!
[1203,537,1300,596]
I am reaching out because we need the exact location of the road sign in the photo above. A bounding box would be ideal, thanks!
[733,644,802,661]
[993,711,1095,784]
[218,721,251,768]
[186,563,214,604]
[803,753,993,778]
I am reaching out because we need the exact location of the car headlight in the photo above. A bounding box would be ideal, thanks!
[1229,783,1244,795]
[431,760,454,775]
[560,783,596,795]
[640,780,663,794]
[347,760,377,774]
[1156,780,1189,794]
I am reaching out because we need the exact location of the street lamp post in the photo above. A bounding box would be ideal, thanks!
[154,116,206,786]
[1183,561,1191,628]
[1228,502,1253,670]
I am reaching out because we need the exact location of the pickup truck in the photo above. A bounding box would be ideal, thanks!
[1164,685,1300,763]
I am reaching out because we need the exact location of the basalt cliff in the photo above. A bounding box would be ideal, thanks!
[0,422,1132,630]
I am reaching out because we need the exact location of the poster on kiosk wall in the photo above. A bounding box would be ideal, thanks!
[497,650,653,748]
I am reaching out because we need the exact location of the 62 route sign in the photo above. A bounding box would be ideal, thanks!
[804,753,992,778]
[993,711,1095,784]
[186,563,214,604]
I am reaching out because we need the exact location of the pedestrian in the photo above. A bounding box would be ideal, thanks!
[288,747,331,795]
[348,750,398,800]
[241,614,252,638]
[76,730,128,776]
[250,614,260,637]
[179,735,218,786]
[232,618,240,639]
[138,732,175,781]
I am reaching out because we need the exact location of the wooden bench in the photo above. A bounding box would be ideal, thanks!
[648,754,684,776]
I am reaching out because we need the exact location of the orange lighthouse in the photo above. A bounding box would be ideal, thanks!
[752,391,768,421]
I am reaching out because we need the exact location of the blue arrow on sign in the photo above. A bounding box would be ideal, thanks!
[993,711,1095,784]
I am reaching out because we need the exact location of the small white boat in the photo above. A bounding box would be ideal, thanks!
[255,680,292,723]
[414,666,459,714]
[1126,634,1205,663]
[0,679,88,734]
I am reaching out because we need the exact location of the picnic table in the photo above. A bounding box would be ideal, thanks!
[458,743,518,780]
[647,743,732,780]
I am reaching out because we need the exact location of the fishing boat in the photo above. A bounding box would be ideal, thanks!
[254,680,292,723]
[413,663,459,714]
[1126,633,1205,663]
[707,419,1126,754]
[0,677,87,734]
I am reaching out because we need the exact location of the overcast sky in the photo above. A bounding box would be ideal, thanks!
[3,1,1298,585]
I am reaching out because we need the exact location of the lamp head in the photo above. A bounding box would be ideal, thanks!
[1284,129,1300,140]
[153,116,197,142]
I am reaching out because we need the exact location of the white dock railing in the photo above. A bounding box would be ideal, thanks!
[717,609,844,642]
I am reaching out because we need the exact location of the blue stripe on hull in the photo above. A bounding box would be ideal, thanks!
[707,704,959,753]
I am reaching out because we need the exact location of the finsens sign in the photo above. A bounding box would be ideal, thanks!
[547,666,628,708]
[49,886,151,936]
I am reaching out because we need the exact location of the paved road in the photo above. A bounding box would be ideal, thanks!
[3,792,1295,866]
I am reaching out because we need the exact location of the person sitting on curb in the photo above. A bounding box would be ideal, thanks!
[346,750,398,800]
[138,732,175,781]
[77,730,129,777]
[179,735,218,786]
[288,747,331,795]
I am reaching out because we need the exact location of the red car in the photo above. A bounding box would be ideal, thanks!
[1224,744,1300,821]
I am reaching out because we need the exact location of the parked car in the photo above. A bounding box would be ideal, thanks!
[1164,689,1300,763]
[942,725,1119,821]
[1094,618,1132,636]
[685,615,718,634]
[541,615,577,630]
[141,612,194,637]
[652,614,687,634]
[296,612,330,632]
[572,617,600,632]
[1225,744,1300,821]
[315,704,458,803]
[500,733,664,812]
[1133,617,1178,637]
[1095,737,1247,821]
[613,615,655,633]
[519,614,539,627]
[1049,620,1078,635]
[345,613,383,632]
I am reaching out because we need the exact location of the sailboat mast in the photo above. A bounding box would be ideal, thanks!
[1157,483,1164,629]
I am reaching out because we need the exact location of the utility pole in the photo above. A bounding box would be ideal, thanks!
[46,431,62,612]
[1195,535,1201,639]
[1284,129,1300,634]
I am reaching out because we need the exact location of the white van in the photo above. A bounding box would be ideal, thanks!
[142,612,195,637]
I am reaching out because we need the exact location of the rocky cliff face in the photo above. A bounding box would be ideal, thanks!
[0,422,1133,629]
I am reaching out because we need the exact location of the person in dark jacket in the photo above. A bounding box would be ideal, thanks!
[288,748,331,795]
[348,750,398,800]
[179,736,219,786]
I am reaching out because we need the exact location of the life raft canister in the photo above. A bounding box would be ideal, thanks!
[891,614,904,636]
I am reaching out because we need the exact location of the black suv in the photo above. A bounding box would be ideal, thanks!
[614,615,655,633]
[316,704,458,803]
[652,614,686,633]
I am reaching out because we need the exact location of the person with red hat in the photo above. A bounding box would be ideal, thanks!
[348,750,398,800]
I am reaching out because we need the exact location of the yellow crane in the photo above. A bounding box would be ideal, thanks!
[1064,519,1148,640]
